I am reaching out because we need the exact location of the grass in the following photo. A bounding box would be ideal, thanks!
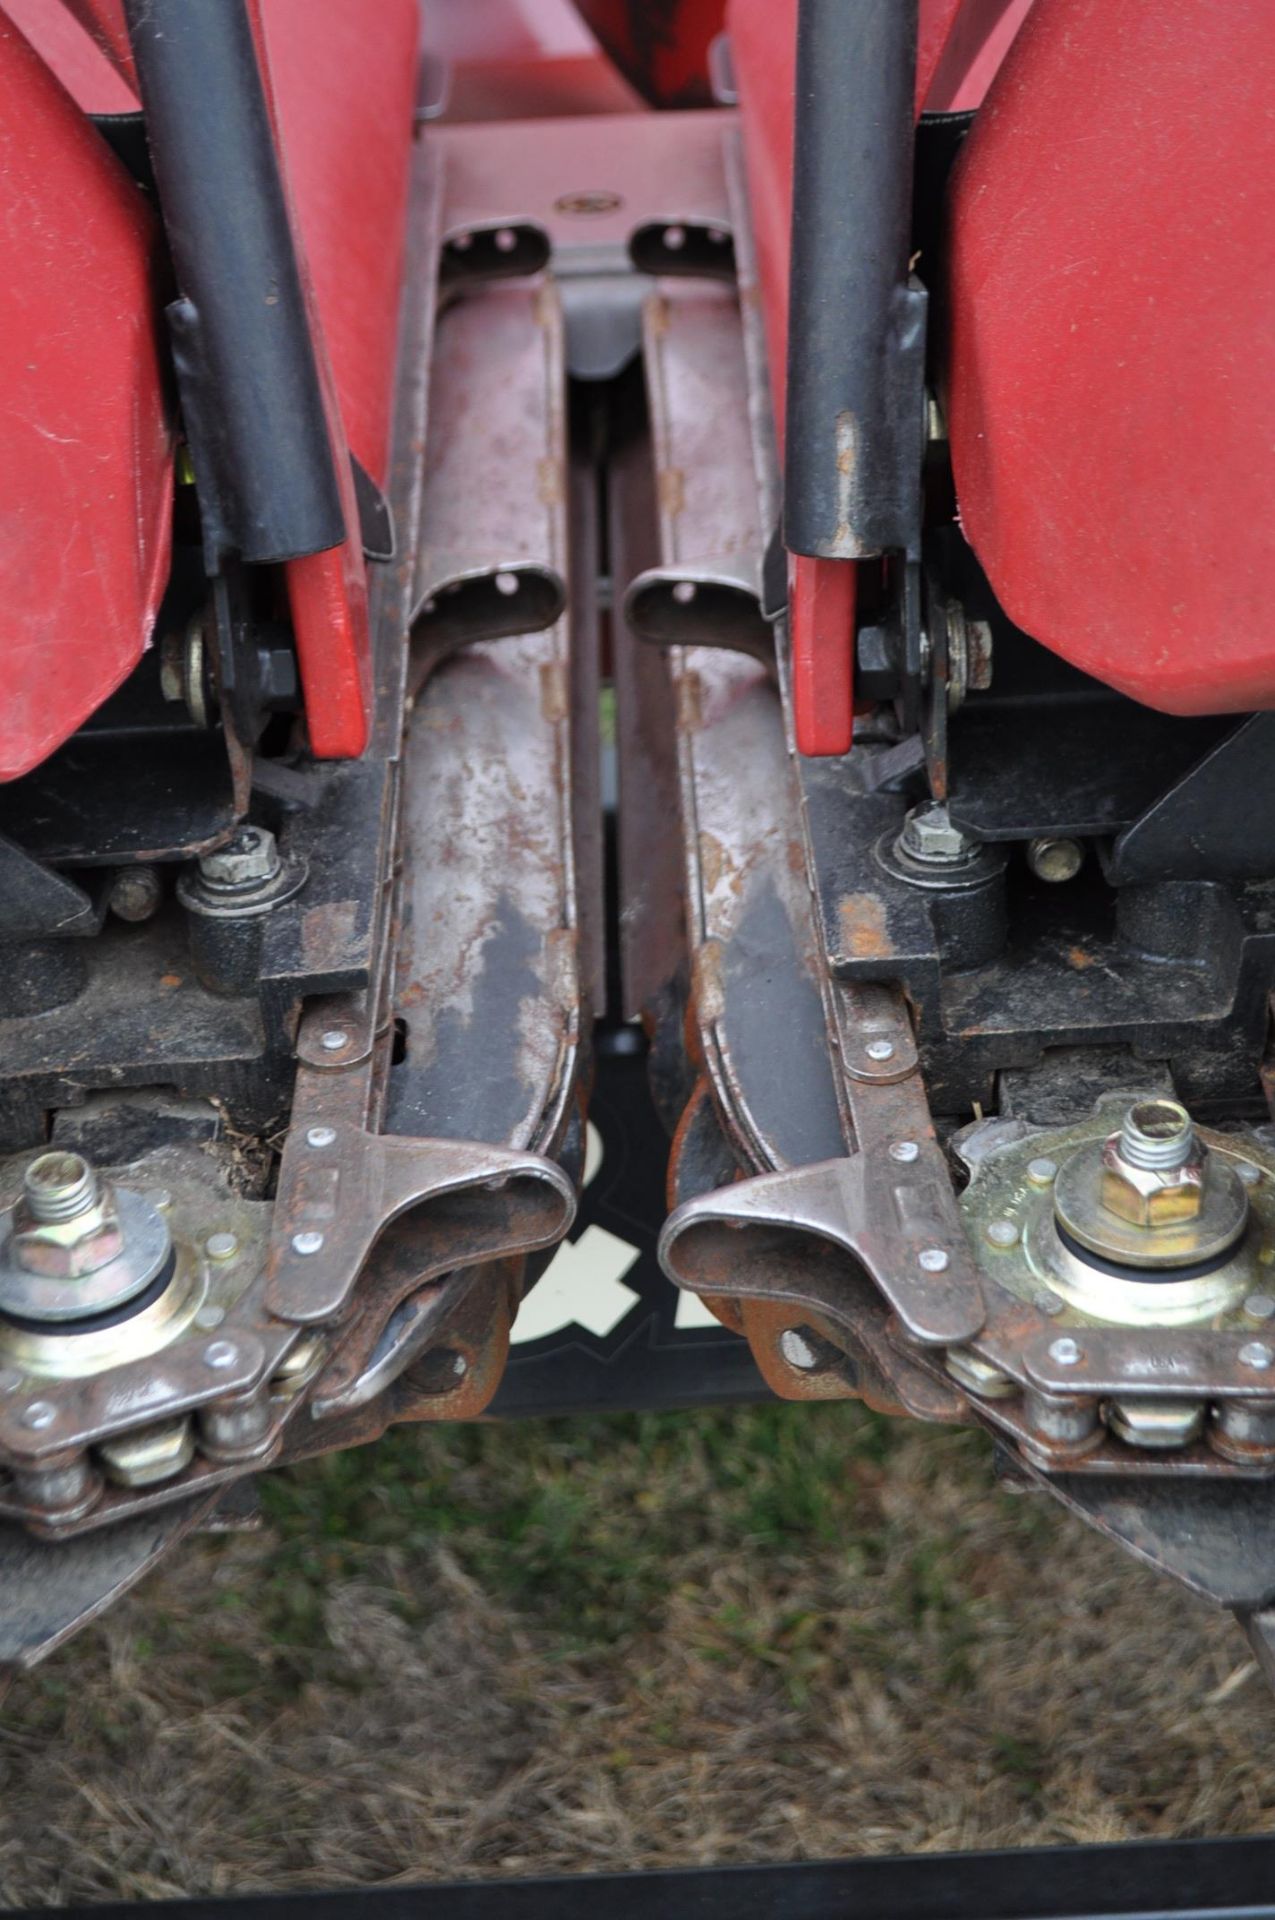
[1,1401,1273,1903]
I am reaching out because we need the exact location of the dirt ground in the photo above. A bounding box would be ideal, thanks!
[1,1403,1273,1905]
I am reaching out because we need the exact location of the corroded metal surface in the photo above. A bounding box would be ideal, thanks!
[642,262,982,1387]
[0,125,585,1649]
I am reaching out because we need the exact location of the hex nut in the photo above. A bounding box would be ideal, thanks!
[1099,1137,1205,1228]
[12,1183,124,1279]
[900,803,972,866]
[198,826,280,890]
[1099,1103,1205,1229]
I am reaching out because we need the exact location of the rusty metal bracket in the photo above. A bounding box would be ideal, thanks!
[660,1148,983,1348]
[636,244,982,1378]
[265,1123,574,1326]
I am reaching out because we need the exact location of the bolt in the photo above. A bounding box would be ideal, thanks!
[865,1038,895,1062]
[320,1030,348,1053]
[663,224,687,250]
[147,1188,173,1212]
[1245,1293,1275,1321]
[1026,836,1084,884]
[205,1231,238,1262]
[1240,1342,1274,1370]
[22,1401,57,1430]
[985,1218,1020,1249]
[451,1352,469,1377]
[108,864,163,924]
[306,1126,337,1148]
[918,1246,949,1273]
[899,802,974,867]
[22,1151,97,1225]
[1026,1157,1058,1188]
[779,1328,819,1372]
[1118,1098,1194,1172]
[672,580,697,605]
[1033,1289,1065,1316]
[495,571,519,596]
[889,1140,920,1163]
[1237,1161,1264,1188]
[494,227,518,253]
[198,826,280,891]
[204,1340,238,1370]
[292,1230,325,1256]
[1049,1336,1082,1367]
[195,1304,226,1330]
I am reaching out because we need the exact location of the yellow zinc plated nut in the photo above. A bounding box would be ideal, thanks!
[1099,1098,1205,1230]
[11,1152,124,1278]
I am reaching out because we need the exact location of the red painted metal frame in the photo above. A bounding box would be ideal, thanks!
[947,0,1275,717]
[0,10,173,782]
[0,0,418,773]
[255,0,419,759]
[729,0,1032,756]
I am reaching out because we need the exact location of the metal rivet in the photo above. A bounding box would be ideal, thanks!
[672,579,697,605]
[1033,1290,1065,1316]
[306,1126,337,1149]
[0,1367,23,1395]
[1244,1293,1275,1322]
[320,1029,348,1053]
[866,1038,895,1062]
[779,1328,818,1371]
[495,571,519,596]
[985,1218,1020,1249]
[918,1247,949,1273]
[663,224,687,250]
[292,1230,325,1256]
[889,1140,920,1163]
[1240,1341,1274,1370]
[147,1187,174,1212]
[204,1340,238,1370]
[1049,1337,1082,1367]
[205,1231,238,1262]
[1026,1158,1058,1188]
[494,227,518,253]
[451,1353,469,1378]
[195,1304,226,1330]
[1237,1162,1264,1188]
[22,1401,57,1430]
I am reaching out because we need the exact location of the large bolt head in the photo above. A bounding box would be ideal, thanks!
[199,826,280,889]
[1099,1133,1205,1228]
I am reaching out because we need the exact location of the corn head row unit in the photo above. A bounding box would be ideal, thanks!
[3,0,1275,1689]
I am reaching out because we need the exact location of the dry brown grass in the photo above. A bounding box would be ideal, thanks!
[1,1404,1272,1905]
